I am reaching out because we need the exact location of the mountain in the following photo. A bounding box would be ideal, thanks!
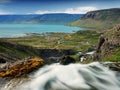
[0,14,83,24]
[0,15,37,23]
[70,8,120,29]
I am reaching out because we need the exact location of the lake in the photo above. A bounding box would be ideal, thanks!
[0,24,86,38]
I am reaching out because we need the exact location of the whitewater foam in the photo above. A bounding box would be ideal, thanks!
[21,62,120,90]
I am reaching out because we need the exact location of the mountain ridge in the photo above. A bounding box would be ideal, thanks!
[70,8,120,29]
[0,13,83,24]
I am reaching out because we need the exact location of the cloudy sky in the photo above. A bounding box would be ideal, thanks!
[0,0,120,15]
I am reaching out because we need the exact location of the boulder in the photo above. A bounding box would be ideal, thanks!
[0,57,45,78]
[60,56,76,65]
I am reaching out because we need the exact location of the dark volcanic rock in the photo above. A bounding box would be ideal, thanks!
[60,56,76,65]
[0,58,6,63]
[37,49,76,64]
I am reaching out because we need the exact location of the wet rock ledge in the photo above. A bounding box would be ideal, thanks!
[0,57,45,78]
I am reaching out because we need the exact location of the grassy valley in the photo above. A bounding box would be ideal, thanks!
[8,30,102,51]
[0,29,102,66]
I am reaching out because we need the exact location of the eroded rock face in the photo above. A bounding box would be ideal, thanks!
[38,49,76,64]
[94,24,120,61]
[71,8,120,30]
[82,8,120,20]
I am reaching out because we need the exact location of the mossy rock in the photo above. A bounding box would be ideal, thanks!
[0,57,45,78]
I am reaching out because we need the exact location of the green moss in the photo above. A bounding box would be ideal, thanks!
[103,47,120,62]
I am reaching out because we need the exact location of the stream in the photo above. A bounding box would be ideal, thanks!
[2,62,120,90]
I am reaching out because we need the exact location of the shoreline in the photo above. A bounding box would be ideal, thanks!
[0,24,88,38]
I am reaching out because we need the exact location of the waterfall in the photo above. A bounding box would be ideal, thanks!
[18,62,120,90]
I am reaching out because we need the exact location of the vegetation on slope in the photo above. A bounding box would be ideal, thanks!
[94,24,120,62]
[103,47,120,62]
[70,8,120,30]
[0,40,37,63]
[8,30,102,51]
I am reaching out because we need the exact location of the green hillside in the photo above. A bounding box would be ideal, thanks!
[70,8,120,30]
[0,40,37,63]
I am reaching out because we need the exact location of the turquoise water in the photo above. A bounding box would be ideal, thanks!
[0,24,86,38]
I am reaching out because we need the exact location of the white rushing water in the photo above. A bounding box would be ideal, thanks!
[20,62,120,90]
